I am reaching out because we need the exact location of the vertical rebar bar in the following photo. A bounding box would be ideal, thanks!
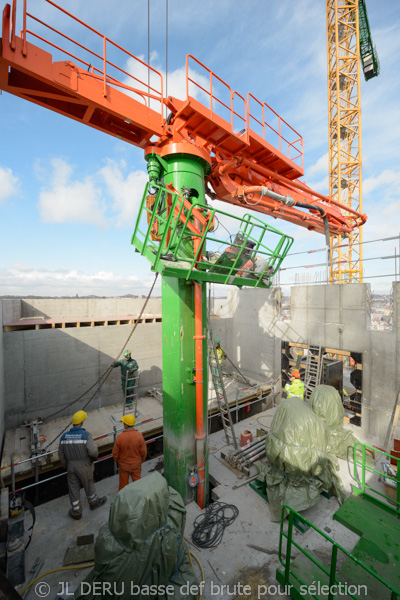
[148,0,150,107]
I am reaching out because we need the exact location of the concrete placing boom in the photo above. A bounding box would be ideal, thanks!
[0,1,367,236]
[0,0,368,507]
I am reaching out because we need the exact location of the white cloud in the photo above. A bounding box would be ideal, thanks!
[98,160,148,226]
[36,158,149,229]
[363,169,400,196]
[305,153,329,181]
[12,262,34,272]
[0,265,161,297]
[38,158,107,228]
[0,166,19,202]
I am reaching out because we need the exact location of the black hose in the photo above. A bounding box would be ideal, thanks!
[192,501,239,548]
[295,201,331,265]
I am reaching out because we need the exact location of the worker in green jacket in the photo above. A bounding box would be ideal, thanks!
[114,350,139,405]
[284,370,305,400]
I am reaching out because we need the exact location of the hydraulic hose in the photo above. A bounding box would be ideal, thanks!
[246,186,332,267]
[20,563,94,596]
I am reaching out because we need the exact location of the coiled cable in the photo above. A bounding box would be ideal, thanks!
[192,501,239,548]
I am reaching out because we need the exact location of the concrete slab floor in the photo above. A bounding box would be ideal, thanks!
[15,406,392,600]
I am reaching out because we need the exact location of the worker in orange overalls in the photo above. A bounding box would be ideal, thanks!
[112,414,147,491]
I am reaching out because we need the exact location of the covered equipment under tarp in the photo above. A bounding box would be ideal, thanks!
[309,384,361,460]
[75,471,199,600]
[256,397,345,521]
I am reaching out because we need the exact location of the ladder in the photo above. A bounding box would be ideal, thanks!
[304,344,323,402]
[123,371,139,417]
[207,322,238,450]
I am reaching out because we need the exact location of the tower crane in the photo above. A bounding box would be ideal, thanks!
[326,0,379,284]
[0,0,368,506]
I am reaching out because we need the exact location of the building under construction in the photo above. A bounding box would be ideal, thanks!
[0,1,399,599]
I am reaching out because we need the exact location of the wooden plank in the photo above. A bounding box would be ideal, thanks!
[288,342,308,349]
[325,347,351,357]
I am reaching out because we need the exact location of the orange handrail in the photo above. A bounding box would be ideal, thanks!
[247,92,304,169]
[186,54,247,135]
[20,0,164,114]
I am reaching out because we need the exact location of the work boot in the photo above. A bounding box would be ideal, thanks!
[89,496,107,511]
[69,508,82,520]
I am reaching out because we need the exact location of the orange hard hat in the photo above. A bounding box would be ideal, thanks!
[291,370,300,378]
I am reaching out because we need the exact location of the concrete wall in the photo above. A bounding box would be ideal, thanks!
[4,322,162,429]
[0,302,5,450]
[2,298,226,430]
[3,284,400,445]
[2,299,21,324]
[2,297,162,323]
[213,288,281,382]
[220,283,400,446]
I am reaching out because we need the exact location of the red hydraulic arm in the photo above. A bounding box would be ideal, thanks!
[0,0,367,236]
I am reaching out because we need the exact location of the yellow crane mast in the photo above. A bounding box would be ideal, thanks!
[326,0,379,284]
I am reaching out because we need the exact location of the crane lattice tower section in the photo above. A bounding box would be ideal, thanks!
[327,0,363,283]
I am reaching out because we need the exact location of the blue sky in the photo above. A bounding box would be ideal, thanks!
[0,0,399,296]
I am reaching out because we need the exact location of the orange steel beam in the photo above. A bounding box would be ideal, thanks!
[0,0,368,237]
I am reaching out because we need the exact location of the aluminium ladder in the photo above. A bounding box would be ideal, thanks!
[207,322,238,450]
[123,371,139,417]
[304,344,323,402]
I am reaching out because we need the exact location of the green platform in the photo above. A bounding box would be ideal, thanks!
[333,489,400,599]
[276,443,400,599]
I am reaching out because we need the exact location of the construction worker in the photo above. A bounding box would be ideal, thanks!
[284,370,305,400]
[58,410,107,520]
[112,414,147,491]
[113,350,139,405]
[212,338,227,365]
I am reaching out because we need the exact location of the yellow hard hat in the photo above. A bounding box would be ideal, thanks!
[71,410,88,425]
[121,414,136,426]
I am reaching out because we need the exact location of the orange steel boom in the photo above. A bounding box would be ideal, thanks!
[0,1,367,236]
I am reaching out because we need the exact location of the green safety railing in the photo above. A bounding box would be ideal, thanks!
[354,442,400,518]
[131,182,294,287]
[277,504,400,600]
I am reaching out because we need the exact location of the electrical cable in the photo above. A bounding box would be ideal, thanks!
[147,0,150,108]
[20,563,94,597]
[165,0,168,101]
[217,217,234,241]
[188,550,205,600]
[41,273,159,450]
[191,501,239,548]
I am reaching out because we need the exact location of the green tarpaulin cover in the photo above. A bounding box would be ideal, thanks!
[310,384,363,460]
[75,472,199,600]
[256,397,345,521]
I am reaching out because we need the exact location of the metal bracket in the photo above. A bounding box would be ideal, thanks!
[186,367,195,384]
